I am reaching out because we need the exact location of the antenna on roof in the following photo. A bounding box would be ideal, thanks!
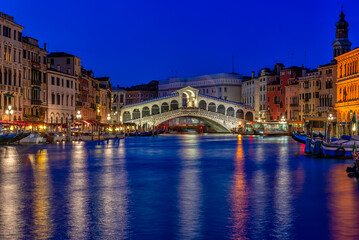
[232,54,235,73]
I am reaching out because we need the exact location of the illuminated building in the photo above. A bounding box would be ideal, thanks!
[298,70,320,120]
[46,69,77,124]
[334,47,359,131]
[317,63,337,118]
[279,66,304,120]
[158,73,243,103]
[22,37,48,122]
[0,12,23,121]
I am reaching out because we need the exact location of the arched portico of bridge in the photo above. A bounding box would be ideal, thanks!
[120,86,255,132]
[127,109,238,132]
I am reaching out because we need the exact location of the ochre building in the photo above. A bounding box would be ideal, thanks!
[335,48,359,125]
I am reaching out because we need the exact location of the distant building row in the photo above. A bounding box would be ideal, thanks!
[0,12,112,125]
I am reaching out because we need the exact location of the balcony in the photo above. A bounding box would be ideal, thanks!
[31,99,42,106]
[31,79,42,86]
[317,106,332,112]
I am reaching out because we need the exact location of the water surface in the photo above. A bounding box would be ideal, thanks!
[0,135,358,239]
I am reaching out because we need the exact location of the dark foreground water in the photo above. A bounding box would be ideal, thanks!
[0,135,358,240]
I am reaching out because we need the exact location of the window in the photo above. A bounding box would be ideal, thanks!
[57,95,60,105]
[66,80,70,88]
[51,77,55,85]
[67,58,70,64]
[23,49,26,58]
[52,93,55,104]
[57,78,60,86]
[71,81,73,88]
[224,87,227,92]
[51,59,54,65]
[62,78,64,87]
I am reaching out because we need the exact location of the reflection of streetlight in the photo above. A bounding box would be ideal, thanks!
[5,105,14,131]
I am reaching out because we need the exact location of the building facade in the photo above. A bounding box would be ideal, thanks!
[96,77,112,123]
[298,70,320,120]
[46,69,76,124]
[317,62,337,118]
[124,80,158,105]
[285,81,299,121]
[267,80,281,121]
[111,87,126,125]
[158,73,243,103]
[22,37,47,122]
[0,12,23,121]
[334,48,359,128]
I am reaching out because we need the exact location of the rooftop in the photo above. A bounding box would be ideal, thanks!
[48,52,77,58]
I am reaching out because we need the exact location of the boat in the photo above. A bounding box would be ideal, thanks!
[322,135,359,158]
[20,134,45,144]
[128,130,154,136]
[292,134,307,144]
[0,132,32,145]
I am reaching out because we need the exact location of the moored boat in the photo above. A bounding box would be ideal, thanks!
[322,135,359,158]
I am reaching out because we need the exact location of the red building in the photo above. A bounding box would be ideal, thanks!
[267,80,281,121]
[279,66,304,119]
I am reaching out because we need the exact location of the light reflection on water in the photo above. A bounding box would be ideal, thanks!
[328,164,359,240]
[0,136,358,239]
[177,136,202,240]
[229,138,249,239]
[68,143,89,239]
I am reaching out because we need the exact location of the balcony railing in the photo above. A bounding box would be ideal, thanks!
[317,106,332,112]
[31,99,42,105]
[31,79,42,86]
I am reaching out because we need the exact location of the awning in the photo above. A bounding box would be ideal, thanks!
[33,87,41,91]
[6,94,14,98]
[84,120,96,125]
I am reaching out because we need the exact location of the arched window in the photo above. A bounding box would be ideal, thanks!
[208,102,216,112]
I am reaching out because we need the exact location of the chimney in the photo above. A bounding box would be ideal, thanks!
[251,71,255,78]
[44,42,47,51]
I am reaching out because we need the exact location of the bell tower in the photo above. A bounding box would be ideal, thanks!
[332,8,352,58]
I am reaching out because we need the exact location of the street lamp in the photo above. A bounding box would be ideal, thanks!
[5,105,14,131]
[328,113,334,142]
[107,114,111,133]
[76,111,82,135]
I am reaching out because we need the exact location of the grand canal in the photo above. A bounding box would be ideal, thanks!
[0,135,359,239]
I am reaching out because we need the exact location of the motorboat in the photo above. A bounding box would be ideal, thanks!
[20,134,45,144]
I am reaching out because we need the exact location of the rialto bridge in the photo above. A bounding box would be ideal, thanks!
[120,87,254,132]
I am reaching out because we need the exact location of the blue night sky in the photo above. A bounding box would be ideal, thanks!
[3,0,358,86]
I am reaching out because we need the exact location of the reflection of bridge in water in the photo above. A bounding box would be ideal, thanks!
[121,87,254,132]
